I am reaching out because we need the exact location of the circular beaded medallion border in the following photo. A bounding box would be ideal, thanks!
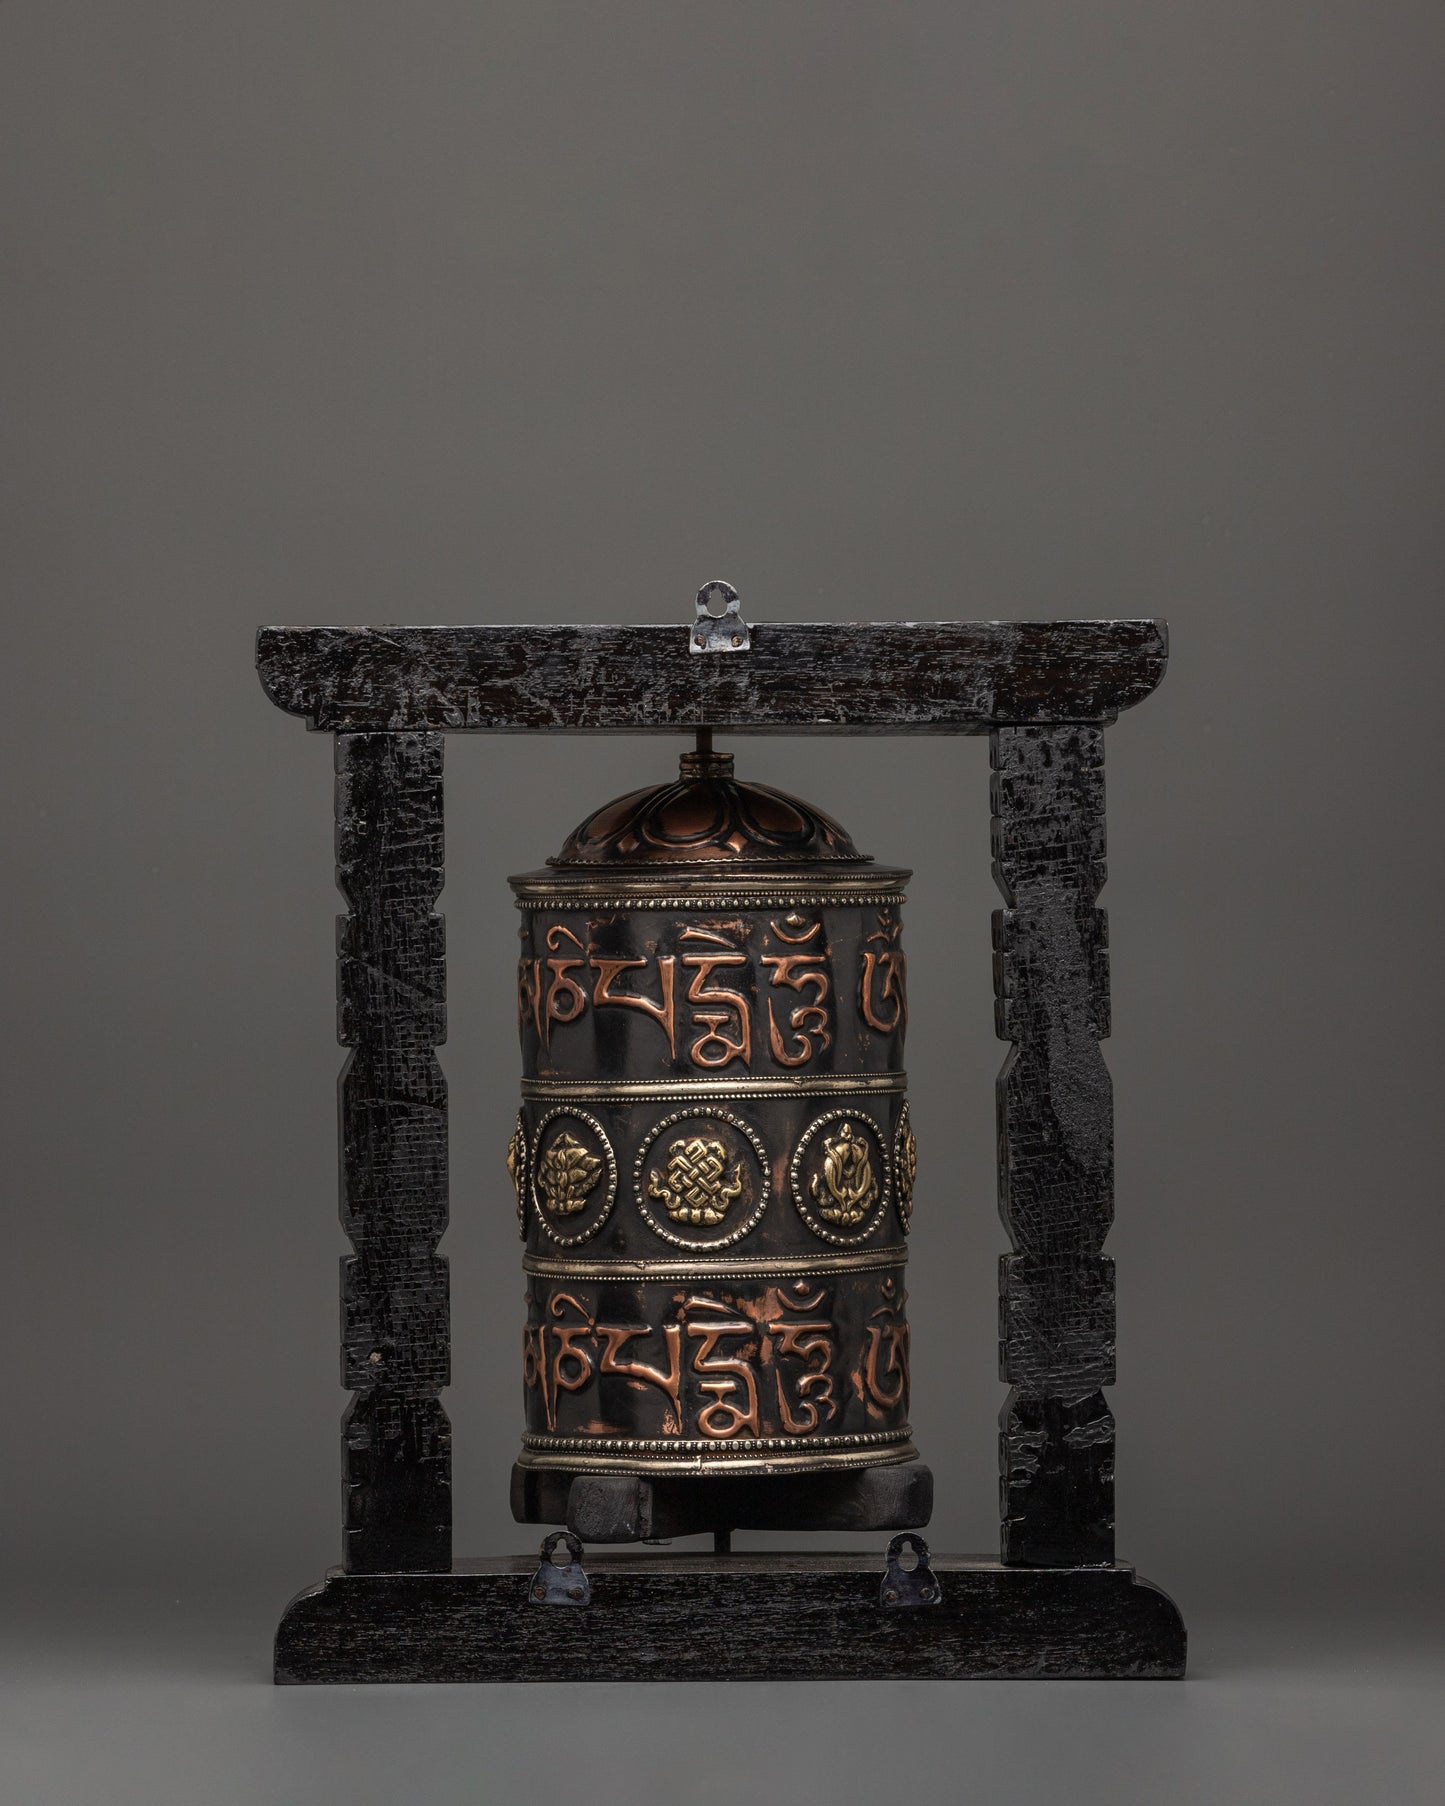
[507,1109,529,1240]
[530,1107,618,1248]
[633,1105,771,1252]
[789,1107,892,1246]
[892,1102,917,1236]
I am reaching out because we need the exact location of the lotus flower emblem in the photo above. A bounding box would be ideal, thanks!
[536,1130,604,1217]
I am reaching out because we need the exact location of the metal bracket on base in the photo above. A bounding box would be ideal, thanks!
[528,1532,590,1607]
[881,1533,941,1607]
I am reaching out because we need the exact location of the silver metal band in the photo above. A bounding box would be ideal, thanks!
[517,1432,917,1476]
[520,1071,907,1103]
[524,1247,907,1281]
[513,883,908,911]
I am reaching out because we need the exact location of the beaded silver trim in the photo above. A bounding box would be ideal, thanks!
[522,1429,913,1456]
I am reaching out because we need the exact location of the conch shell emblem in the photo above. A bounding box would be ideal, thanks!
[536,1130,604,1216]
[648,1135,743,1227]
[811,1121,878,1227]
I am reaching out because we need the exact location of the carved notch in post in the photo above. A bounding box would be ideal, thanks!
[335,732,451,1573]
[992,725,1115,1567]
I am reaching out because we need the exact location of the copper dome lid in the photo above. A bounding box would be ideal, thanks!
[547,746,873,870]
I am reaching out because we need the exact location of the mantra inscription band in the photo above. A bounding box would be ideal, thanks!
[259,602,1187,1683]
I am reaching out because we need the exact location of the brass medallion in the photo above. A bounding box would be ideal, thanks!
[530,1108,618,1248]
[648,1135,744,1226]
[790,1110,891,1246]
[811,1121,879,1227]
[893,1104,917,1234]
[507,1110,528,1239]
[537,1133,603,1216]
[634,1107,770,1252]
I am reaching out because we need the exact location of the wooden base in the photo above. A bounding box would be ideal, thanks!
[275,1552,1185,1683]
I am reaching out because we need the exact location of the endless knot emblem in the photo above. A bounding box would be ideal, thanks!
[811,1121,878,1227]
[894,1117,917,1226]
[648,1136,744,1227]
[536,1131,604,1216]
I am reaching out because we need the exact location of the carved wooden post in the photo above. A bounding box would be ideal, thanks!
[335,731,451,1573]
[992,724,1115,1567]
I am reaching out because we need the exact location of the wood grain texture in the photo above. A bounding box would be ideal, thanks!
[335,732,451,1573]
[991,725,1116,1566]
[275,1554,1185,1682]
[256,620,1168,734]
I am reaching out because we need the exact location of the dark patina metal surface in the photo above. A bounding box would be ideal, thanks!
[509,746,923,1525]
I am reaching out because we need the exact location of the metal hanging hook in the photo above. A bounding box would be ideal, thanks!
[690,580,751,654]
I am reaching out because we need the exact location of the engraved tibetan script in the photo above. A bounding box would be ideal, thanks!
[861,913,908,1034]
[522,1285,848,1439]
[518,910,907,1070]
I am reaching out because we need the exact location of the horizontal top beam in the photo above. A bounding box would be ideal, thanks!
[256,620,1167,734]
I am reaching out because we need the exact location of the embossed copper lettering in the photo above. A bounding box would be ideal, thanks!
[863,1284,910,1412]
[590,950,678,1056]
[685,1298,762,1438]
[767,1285,839,1434]
[522,1277,910,1447]
[541,925,588,1047]
[762,914,832,1068]
[517,956,540,1041]
[523,1293,598,1430]
[861,913,908,1034]
[680,926,751,1069]
[597,1322,684,1429]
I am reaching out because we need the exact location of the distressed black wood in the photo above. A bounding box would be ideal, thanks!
[991,724,1116,1566]
[256,619,1167,734]
[259,616,1182,1678]
[335,732,451,1572]
[512,1463,934,1543]
[275,1554,1185,1682]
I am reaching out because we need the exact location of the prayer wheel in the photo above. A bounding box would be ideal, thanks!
[508,739,928,1538]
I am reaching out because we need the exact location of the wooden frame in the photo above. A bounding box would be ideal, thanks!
[259,616,1185,1681]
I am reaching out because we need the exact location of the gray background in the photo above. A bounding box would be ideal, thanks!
[3,2,1443,1801]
